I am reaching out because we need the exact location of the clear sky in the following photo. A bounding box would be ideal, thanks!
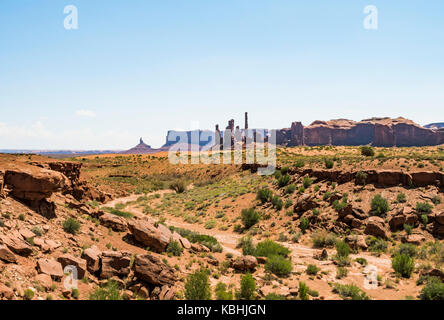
[1,0,444,149]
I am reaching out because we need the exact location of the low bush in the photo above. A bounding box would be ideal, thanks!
[392,253,415,278]
[63,218,81,235]
[241,208,260,229]
[167,240,183,256]
[416,202,433,214]
[333,284,370,300]
[370,195,389,216]
[254,240,290,258]
[237,273,256,300]
[361,146,375,157]
[185,269,211,300]
[265,255,292,276]
[256,188,273,204]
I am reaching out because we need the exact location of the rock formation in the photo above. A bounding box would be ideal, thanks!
[276,117,444,147]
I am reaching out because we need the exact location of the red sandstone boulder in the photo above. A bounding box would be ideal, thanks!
[100,251,131,279]
[0,245,17,263]
[232,255,258,271]
[0,234,33,256]
[81,245,102,273]
[4,167,67,201]
[37,258,64,279]
[133,254,177,286]
[127,219,172,252]
[364,216,390,239]
[57,254,87,279]
[99,213,128,232]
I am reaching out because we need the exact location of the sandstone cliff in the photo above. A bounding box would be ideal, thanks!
[277,117,444,147]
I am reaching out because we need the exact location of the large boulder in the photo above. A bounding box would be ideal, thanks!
[435,212,444,225]
[133,254,177,286]
[0,234,33,256]
[0,245,17,263]
[4,167,67,201]
[100,251,131,279]
[57,254,87,279]
[364,216,390,239]
[99,213,128,232]
[294,194,318,213]
[232,255,258,271]
[81,245,102,273]
[389,207,418,231]
[128,219,173,252]
[37,258,64,279]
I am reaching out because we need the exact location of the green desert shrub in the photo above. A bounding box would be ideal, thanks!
[185,269,211,300]
[236,273,256,300]
[333,284,370,300]
[336,241,350,258]
[416,202,433,214]
[306,264,320,275]
[277,175,291,188]
[395,243,417,258]
[215,282,233,300]
[169,180,187,193]
[238,236,255,256]
[265,255,292,276]
[63,218,81,235]
[254,240,290,258]
[420,280,444,300]
[311,231,337,248]
[294,159,305,168]
[256,188,273,204]
[299,217,310,233]
[366,236,388,253]
[241,208,260,229]
[89,280,123,300]
[396,193,407,203]
[361,146,375,157]
[298,281,309,300]
[302,176,313,188]
[265,293,286,300]
[285,184,297,194]
[324,158,334,169]
[370,195,389,216]
[167,240,183,256]
[392,253,415,278]
[271,196,283,210]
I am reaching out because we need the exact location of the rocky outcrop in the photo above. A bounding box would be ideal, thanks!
[99,213,128,232]
[37,258,64,279]
[364,216,390,239]
[81,245,102,273]
[128,219,173,252]
[287,168,444,188]
[100,251,131,279]
[133,254,177,286]
[57,254,87,279]
[277,117,444,147]
[0,234,33,256]
[4,167,67,201]
[0,245,17,263]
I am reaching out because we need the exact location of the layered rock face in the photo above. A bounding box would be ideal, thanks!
[277,117,444,147]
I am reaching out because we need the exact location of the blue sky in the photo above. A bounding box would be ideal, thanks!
[1,0,444,149]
